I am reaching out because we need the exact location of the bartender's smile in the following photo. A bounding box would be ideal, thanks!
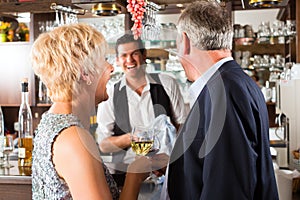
[127,65,137,70]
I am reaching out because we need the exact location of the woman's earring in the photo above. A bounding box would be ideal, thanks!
[82,73,92,85]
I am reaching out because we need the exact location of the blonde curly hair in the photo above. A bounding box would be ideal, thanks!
[30,23,107,102]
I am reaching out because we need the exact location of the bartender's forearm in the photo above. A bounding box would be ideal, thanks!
[99,133,131,153]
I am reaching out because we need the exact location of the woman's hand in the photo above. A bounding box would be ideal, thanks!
[127,156,152,183]
[150,153,169,176]
[120,156,152,200]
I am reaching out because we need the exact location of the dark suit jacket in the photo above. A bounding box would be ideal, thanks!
[167,60,278,200]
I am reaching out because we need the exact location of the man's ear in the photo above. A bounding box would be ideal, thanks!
[142,50,147,61]
[182,32,190,55]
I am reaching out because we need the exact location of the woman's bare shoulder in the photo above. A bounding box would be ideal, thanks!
[53,126,102,174]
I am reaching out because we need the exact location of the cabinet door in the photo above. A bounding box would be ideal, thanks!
[0,43,34,106]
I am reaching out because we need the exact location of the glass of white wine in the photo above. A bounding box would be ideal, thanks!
[131,127,155,156]
[130,126,161,183]
[2,135,14,168]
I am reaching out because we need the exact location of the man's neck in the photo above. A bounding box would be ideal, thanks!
[126,73,147,96]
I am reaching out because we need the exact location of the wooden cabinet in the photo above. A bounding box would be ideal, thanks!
[0,161,31,200]
[232,36,296,86]
[234,36,296,62]
[0,175,31,200]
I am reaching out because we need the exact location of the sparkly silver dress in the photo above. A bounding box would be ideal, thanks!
[32,112,119,200]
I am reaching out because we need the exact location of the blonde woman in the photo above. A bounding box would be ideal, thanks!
[31,23,150,200]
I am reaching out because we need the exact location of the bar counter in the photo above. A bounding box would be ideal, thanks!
[0,161,32,200]
[0,160,161,200]
[3,161,300,199]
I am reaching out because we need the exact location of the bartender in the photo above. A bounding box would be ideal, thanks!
[96,33,187,187]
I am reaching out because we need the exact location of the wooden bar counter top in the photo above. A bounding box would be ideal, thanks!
[0,159,162,200]
[0,161,32,200]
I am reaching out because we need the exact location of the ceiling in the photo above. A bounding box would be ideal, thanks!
[0,0,290,16]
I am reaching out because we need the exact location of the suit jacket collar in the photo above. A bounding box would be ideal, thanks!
[189,57,234,107]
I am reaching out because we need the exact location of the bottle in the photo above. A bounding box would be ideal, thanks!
[18,78,33,167]
[0,106,4,136]
[89,115,98,141]
[0,106,4,165]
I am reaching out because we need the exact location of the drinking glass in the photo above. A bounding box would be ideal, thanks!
[131,127,155,156]
[130,126,161,183]
[2,135,14,168]
[0,136,4,166]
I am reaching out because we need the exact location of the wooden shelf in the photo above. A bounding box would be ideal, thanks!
[146,48,169,59]
[234,43,286,55]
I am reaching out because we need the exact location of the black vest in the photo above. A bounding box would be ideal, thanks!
[111,73,174,162]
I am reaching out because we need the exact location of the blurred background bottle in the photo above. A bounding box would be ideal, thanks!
[89,115,98,141]
[0,106,4,166]
[18,78,33,168]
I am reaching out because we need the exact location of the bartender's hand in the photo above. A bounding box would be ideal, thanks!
[99,133,131,153]
[151,153,169,176]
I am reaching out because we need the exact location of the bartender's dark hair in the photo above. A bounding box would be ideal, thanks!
[115,34,145,56]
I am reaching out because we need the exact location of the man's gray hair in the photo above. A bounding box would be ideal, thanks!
[177,0,233,50]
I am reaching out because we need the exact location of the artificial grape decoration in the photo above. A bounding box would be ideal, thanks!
[127,0,147,39]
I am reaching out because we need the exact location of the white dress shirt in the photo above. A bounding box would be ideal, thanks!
[188,57,234,108]
[96,72,188,163]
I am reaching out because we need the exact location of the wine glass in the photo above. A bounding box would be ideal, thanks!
[130,126,155,156]
[2,135,14,168]
[130,126,161,183]
[0,136,4,167]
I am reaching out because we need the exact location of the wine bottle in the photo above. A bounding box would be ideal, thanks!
[18,78,33,167]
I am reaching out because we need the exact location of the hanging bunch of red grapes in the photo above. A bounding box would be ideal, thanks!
[127,0,147,39]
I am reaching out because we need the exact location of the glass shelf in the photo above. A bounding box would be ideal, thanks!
[108,39,176,49]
